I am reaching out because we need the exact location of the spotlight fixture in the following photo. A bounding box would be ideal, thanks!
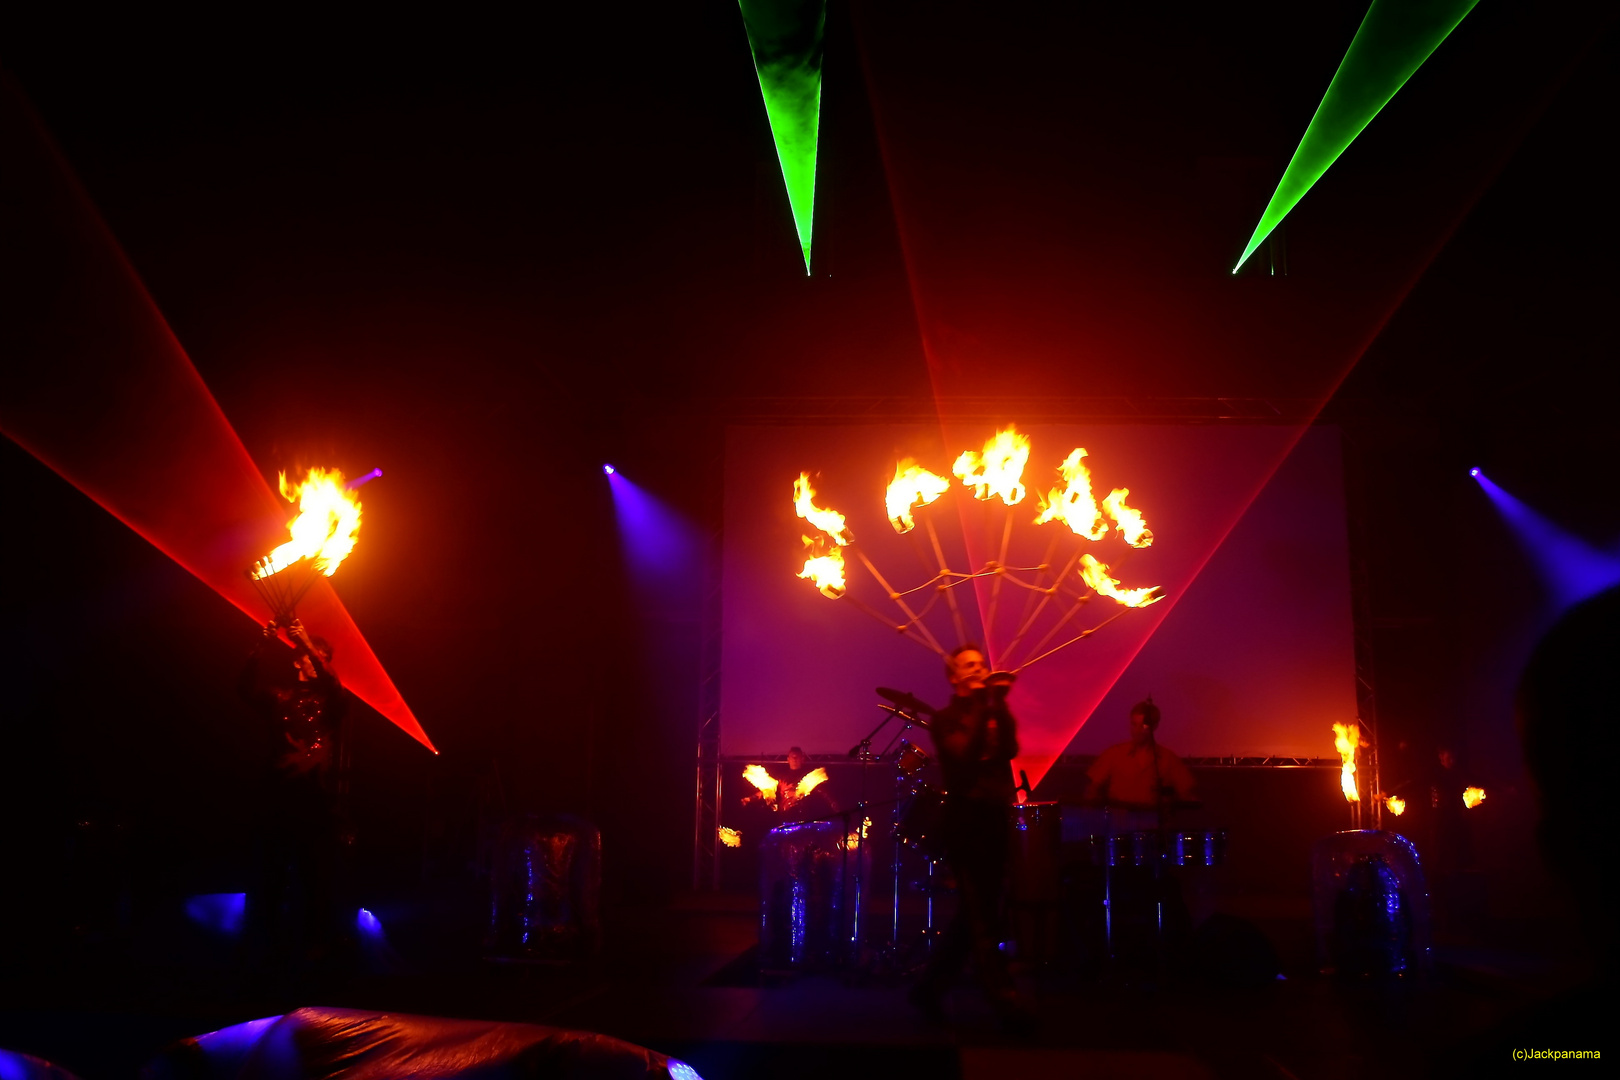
[1469,468,1480,477]
[602,464,616,476]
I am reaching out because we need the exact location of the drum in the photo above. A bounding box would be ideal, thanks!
[896,783,947,859]
[1100,830,1160,867]
[895,740,931,778]
[1169,830,1227,866]
[1009,802,1063,963]
[1096,829,1228,867]
[758,820,848,970]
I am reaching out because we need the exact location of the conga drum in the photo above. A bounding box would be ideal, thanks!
[758,820,848,970]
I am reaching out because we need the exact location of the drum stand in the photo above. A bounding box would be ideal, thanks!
[842,704,936,978]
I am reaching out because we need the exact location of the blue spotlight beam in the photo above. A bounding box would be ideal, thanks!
[1473,469,1620,608]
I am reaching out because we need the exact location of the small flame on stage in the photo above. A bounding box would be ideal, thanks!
[1332,722,1364,803]
[1462,786,1487,809]
[886,460,950,534]
[718,826,741,849]
[844,815,872,851]
[1080,554,1163,608]
[1385,795,1406,816]
[795,767,829,800]
[953,425,1031,506]
[254,467,363,580]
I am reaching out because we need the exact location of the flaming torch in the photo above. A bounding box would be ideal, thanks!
[794,766,829,802]
[886,460,950,534]
[717,826,742,849]
[952,425,1031,507]
[247,467,363,624]
[794,473,852,599]
[1385,795,1406,817]
[741,764,780,811]
[1332,722,1365,809]
[1462,786,1487,809]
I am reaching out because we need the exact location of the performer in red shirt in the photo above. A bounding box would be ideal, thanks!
[1083,698,1196,814]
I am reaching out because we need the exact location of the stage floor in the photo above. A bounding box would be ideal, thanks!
[0,891,1590,1079]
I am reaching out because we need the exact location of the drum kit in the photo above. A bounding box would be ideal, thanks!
[757,689,1229,975]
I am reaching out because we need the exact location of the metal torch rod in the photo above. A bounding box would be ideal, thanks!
[854,549,946,655]
[923,515,970,647]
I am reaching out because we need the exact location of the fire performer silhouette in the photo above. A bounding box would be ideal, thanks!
[909,645,1034,1030]
[239,619,351,978]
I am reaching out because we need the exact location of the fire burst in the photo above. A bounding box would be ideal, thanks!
[256,467,362,579]
[717,826,741,848]
[1462,786,1487,809]
[795,767,829,800]
[953,425,1031,505]
[247,467,364,623]
[742,764,780,810]
[1385,795,1406,816]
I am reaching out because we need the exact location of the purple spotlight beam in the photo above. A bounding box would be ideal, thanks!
[1473,469,1620,609]
[346,467,383,490]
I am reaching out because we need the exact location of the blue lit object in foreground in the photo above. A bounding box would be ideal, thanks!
[184,892,246,935]
[1473,469,1620,609]
[667,1061,705,1080]
[602,464,615,476]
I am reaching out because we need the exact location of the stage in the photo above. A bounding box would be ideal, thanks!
[1,1,1614,1075]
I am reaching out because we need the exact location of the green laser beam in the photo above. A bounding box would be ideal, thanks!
[1233,0,1481,273]
[740,0,825,275]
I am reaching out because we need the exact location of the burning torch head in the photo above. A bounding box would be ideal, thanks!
[946,645,989,695]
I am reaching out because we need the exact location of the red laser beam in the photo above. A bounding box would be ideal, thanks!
[0,76,435,754]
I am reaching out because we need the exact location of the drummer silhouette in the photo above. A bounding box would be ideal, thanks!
[1083,698,1197,822]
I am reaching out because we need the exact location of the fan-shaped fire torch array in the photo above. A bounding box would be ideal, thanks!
[246,466,369,626]
[793,425,1164,672]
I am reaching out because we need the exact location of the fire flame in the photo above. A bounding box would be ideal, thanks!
[1035,449,1154,548]
[1101,488,1154,548]
[254,467,363,578]
[793,473,853,546]
[1462,786,1486,809]
[1035,448,1106,540]
[885,460,950,534]
[1079,554,1164,608]
[718,826,741,848]
[742,764,779,810]
[1385,795,1406,816]
[795,767,829,800]
[1332,722,1365,803]
[953,426,1031,506]
[797,541,847,599]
